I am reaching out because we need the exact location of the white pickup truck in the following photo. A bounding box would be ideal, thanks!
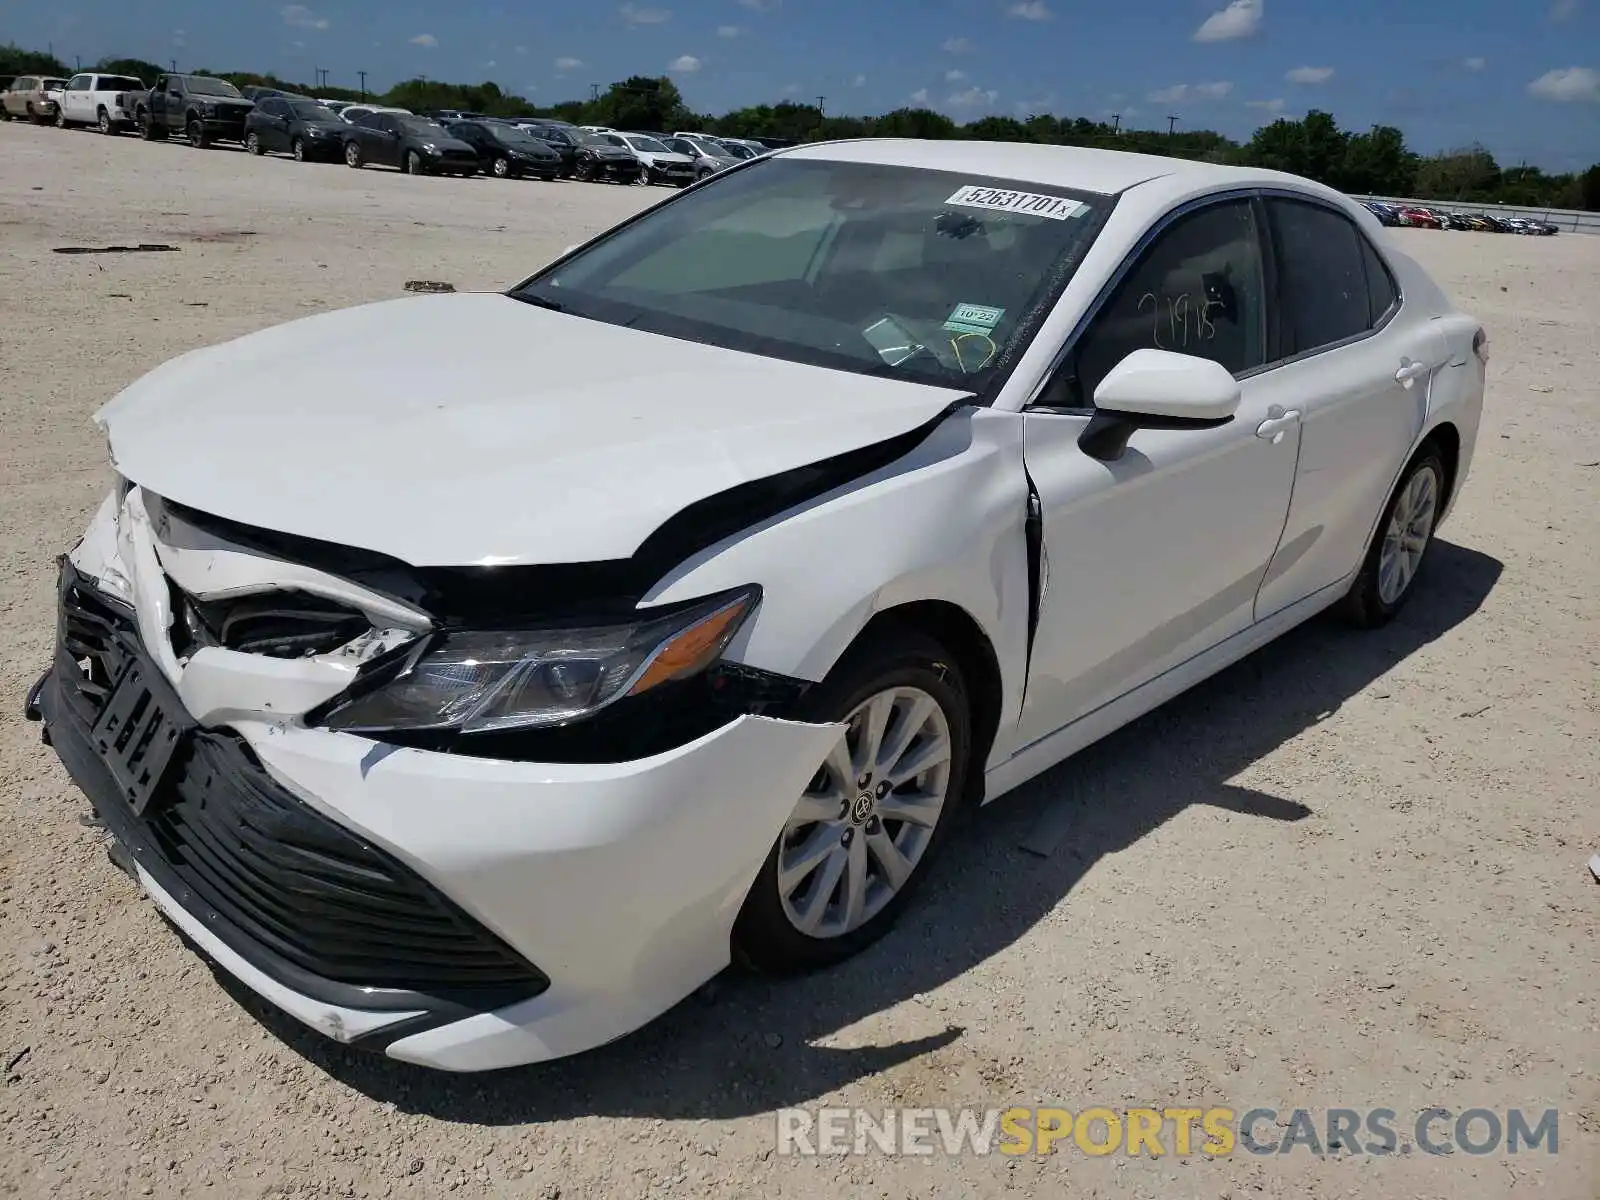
[56,72,149,134]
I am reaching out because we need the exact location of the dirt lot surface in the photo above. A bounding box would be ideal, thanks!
[1,122,1596,1200]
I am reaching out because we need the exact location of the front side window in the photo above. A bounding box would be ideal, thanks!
[515,158,1110,391]
[1268,198,1373,355]
[1057,199,1266,408]
[68,75,90,91]
[625,135,671,154]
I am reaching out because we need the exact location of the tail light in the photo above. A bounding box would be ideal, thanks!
[1472,328,1489,365]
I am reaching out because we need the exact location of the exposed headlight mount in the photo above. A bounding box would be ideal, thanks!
[316,586,759,735]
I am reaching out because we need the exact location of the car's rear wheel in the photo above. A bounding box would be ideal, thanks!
[291,137,305,162]
[344,140,362,168]
[98,108,114,134]
[733,628,970,973]
[139,111,163,139]
[1338,449,1445,628]
[245,131,263,155]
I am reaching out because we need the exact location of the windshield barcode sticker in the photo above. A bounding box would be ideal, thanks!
[945,186,1088,221]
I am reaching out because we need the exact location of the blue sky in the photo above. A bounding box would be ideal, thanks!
[18,0,1600,169]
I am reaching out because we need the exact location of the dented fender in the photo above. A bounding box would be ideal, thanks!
[645,407,1033,768]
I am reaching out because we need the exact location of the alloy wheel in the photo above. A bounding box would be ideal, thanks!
[99,110,112,134]
[292,138,304,161]
[777,686,952,938]
[1377,464,1439,606]
[246,132,261,155]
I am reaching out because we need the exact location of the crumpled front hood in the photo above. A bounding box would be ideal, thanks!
[98,292,961,568]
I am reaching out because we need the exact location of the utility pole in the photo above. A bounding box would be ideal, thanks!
[1167,114,1179,135]
[816,94,825,116]
[75,54,82,71]
[590,82,600,101]
[1110,112,1121,135]
[314,65,321,89]
[170,59,178,72]
[358,70,367,98]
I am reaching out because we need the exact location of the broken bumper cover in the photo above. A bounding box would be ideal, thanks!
[36,569,841,1071]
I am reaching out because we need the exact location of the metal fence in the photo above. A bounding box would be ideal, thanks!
[1353,195,1600,235]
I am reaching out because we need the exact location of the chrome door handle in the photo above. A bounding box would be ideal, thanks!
[1255,410,1301,442]
[1395,359,1431,386]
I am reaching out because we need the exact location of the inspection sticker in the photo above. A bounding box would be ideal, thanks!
[945,185,1088,221]
[943,303,1006,335]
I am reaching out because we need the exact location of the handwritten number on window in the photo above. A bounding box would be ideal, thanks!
[1137,291,1225,352]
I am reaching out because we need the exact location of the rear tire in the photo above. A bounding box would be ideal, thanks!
[732,627,971,974]
[98,108,114,135]
[139,111,164,139]
[1336,449,1445,628]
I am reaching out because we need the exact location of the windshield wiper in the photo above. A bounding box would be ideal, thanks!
[511,292,564,313]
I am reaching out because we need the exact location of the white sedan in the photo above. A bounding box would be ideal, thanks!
[28,140,1484,1071]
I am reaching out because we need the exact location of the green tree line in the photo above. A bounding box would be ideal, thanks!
[6,43,1596,211]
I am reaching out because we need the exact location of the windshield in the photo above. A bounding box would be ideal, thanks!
[186,77,244,97]
[103,76,145,91]
[288,101,335,120]
[44,78,68,89]
[399,118,448,136]
[489,125,541,145]
[663,138,700,156]
[515,158,1109,391]
[577,131,619,147]
[719,142,756,160]
[625,135,671,154]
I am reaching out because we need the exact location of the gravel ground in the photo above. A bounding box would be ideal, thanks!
[1,122,1596,1200]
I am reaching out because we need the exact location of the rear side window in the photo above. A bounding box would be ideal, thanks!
[1361,238,1399,324]
[1269,198,1373,355]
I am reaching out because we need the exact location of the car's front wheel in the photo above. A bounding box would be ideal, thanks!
[55,107,68,128]
[186,118,208,148]
[733,628,969,973]
[405,150,423,175]
[291,137,305,162]
[343,140,362,168]
[491,155,511,178]
[1338,448,1445,627]
[245,131,263,155]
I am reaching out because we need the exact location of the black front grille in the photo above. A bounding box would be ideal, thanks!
[52,567,548,1010]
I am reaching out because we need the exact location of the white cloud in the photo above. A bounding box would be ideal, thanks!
[1527,65,1600,102]
[948,86,999,108]
[292,39,306,49]
[944,68,966,82]
[485,60,497,68]
[668,53,702,72]
[409,33,438,47]
[173,29,187,46]
[717,24,744,37]
[281,5,329,30]
[1285,65,1334,84]
[780,84,801,95]
[1246,97,1285,113]
[853,74,867,86]
[515,45,527,55]
[738,0,780,9]
[942,36,973,53]
[1549,0,1579,19]
[620,3,671,25]
[554,56,583,70]
[1462,56,1486,71]
[910,87,931,104]
[1006,1,1052,18]
[1147,81,1233,103]
[1193,0,1262,42]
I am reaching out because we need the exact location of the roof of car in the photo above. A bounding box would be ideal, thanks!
[780,139,1296,197]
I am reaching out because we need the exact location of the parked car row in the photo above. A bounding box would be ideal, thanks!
[1361,199,1559,235]
[4,70,776,187]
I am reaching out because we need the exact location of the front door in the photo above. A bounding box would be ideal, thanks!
[1017,196,1300,746]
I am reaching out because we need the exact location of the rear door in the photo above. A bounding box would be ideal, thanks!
[371,114,403,167]
[1251,196,1441,619]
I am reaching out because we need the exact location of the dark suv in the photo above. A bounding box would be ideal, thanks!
[341,112,480,176]
[138,74,255,146]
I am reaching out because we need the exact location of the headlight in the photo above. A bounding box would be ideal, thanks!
[318,586,758,735]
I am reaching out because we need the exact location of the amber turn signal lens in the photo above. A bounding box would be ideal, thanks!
[628,595,754,696]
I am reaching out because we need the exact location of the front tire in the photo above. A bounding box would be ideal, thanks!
[491,155,511,178]
[343,140,363,168]
[733,628,970,973]
[245,131,263,155]
[291,137,305,162]
[405,150,422,175]
[55,107,68,129]
[186,118,209,148]
[1337,449,1445,628]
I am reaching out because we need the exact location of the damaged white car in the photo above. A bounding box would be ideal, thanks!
[28,140,1485,1071]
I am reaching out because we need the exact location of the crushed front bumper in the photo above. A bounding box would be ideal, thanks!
[35,555,840,1071]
